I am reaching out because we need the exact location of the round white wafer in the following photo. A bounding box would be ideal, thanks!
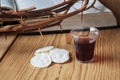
[34,52,49,56]
[30,53,52,68]
[35,46,54,54]
[49,48,70,63]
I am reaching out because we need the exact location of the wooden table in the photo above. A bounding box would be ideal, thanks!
[0,28,120,80]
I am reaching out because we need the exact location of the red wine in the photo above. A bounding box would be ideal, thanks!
[74,38,96,62]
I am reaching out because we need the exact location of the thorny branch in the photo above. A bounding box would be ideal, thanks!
[0,0,97,34]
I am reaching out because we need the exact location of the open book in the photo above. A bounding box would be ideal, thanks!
[1,0,64,11]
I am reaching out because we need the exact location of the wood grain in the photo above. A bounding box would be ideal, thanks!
[0,35,17,61]
[0,29,120,80]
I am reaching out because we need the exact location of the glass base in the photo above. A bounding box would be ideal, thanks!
[77,58,94,63]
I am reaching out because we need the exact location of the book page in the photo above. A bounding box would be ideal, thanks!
[52,0,64,4]
[1,0,15,10]
[15,0,56,10]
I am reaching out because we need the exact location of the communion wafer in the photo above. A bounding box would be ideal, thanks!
[35,46,54,53]
[49,48,70,63]
[30,53,52,68]
[34,52,49,56]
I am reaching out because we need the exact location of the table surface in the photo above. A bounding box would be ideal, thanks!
[0,28,120,80]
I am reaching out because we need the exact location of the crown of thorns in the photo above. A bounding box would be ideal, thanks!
[0,0,97,34]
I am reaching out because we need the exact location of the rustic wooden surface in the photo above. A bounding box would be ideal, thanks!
[0,28,120,80]
[0,35,17,61]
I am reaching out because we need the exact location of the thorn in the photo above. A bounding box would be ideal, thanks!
[93,6,104,12]
[52,12,58,18]
[59,24,63,31]
[20,16,25,24]
[80,12,84,22]
[38,28,44,38]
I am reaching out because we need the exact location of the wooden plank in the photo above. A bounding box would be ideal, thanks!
[0,35,17,61]
[0,29,120,80]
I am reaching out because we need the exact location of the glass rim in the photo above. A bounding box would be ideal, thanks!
[70,27,99,38]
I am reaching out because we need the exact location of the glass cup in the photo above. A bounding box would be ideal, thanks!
[71,27,99,62]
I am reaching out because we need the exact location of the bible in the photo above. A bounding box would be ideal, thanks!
[1,0,62,11]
